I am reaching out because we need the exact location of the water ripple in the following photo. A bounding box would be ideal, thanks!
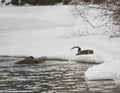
[0,57,118,93]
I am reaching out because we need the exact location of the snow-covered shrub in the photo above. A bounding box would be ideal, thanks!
[0,0,11,5]
[70,0,120,38]
[63,30,89,39]
[0,0,63,6]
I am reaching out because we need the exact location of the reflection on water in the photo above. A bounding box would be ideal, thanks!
[0,57,119,93]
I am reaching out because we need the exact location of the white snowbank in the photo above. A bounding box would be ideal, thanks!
[69,54,104,64]
[84,37,120,82]
[85,60,120,82]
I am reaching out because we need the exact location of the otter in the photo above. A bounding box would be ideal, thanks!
[71,46,94,55]
[15,56,47,64]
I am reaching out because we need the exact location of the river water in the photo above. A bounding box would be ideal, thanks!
[0,57,119,93]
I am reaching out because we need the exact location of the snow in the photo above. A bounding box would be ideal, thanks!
[85,60,120,81]
[0,6,120,83]
[70,54,104,64]
[84,37,120,83]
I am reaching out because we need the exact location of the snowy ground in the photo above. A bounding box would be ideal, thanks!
[0,6,120,83]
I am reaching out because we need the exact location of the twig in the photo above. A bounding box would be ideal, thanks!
[80,14,96,29]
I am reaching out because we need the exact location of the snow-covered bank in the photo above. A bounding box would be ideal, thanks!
[84,37,120,82]
[0,6,120,82]
[85,60,120,81]
[0,6,76,56]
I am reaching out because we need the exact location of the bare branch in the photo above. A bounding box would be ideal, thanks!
[80,14,96,28]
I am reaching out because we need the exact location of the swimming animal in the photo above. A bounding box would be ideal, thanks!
[71,46,94,55]
[15,56,47,64]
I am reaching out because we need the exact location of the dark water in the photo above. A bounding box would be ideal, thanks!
[0,57,119,93]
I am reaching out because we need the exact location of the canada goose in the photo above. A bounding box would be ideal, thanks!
[71,46,94,55]
[15,56,47,64]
